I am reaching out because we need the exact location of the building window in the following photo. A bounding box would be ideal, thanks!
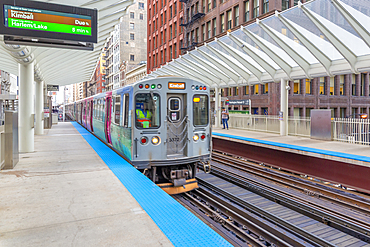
[213,0,216,8]
[174,23,177,36]
[253,85,259,94]
[130,23,134,29]
[263,83,268,94]
[208,0,211,12]
[227,10,232,30]
[130,54,135,61]
[263,0,269,13]
[329,77,334,95]
[170,6,173,18]
[130,12,134,18]
[233,87,239,96]
[253,0,259,18]
[207,21,211,38]
[361,73,366,96]
[161,14,163,26]
[139,2,145,9]
[282,0,289,11]
[196,28,199,42]
[164,11,167,23]
[244,1,250,22]
[220,13,225,32]
[161,50,163,64]
[234,6,239,26]
[202,24,206,41]
[244,86,249,95]
[170,45,173,59]
[170,25,173,39]
[213,18,216,36]
[203,0,206,12]
[130,33,135,40]
[306,79,312,95]
[164,30,166,42]
[319,77,325,95]
[174,43,177,57]
[174,2,177,13]
[339,75,345,95]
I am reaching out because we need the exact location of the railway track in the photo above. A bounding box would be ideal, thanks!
[176,152,370,246]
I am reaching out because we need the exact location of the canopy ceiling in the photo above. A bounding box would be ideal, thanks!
[0,0,134,85]
[149,0,370,88]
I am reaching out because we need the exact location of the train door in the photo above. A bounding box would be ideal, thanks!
[90,100,94,132]
[87,101,90,129]
[166,94,187,157]
[105,96,112,144]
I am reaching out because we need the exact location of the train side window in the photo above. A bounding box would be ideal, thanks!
[113,95,121,125]
[122,94,130,127]
[193,95,209,126]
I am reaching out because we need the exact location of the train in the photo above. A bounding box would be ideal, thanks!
[66,77,211,194]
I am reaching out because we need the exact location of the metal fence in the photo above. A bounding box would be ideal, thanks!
[227,114,370,145]
[228,114,311,137]
[333,118,370,145]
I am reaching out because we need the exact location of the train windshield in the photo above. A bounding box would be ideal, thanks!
[135,93,160,129]
[193,95,209,126]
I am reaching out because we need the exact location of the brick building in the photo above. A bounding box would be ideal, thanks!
[147,0,370,118]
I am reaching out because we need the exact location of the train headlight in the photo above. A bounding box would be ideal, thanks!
[191,85,195,90]
[140,136,148,145]
[152,136,160,145]
[157,84,162,89]
[193,134,199,141]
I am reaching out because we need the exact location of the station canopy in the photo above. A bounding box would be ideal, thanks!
[149,0,370,88]
[0,0,134,85]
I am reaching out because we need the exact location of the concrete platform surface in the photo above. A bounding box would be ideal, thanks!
[0,123,172,247]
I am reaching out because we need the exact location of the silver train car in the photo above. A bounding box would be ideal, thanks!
[66,77,211,194]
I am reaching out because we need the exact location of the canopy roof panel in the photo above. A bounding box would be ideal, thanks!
[0,0,134,85]
[151,0,370,88]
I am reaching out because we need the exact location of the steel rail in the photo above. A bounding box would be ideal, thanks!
[188,188,312,247]
[180,192,272,247]
[197,177,336,247]
[212,151,370,213]
[206,163,370,243]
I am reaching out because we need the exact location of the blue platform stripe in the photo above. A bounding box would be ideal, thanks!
[213,132,370,163]
[71,122,231,247]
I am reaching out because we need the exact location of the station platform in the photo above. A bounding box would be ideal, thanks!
[212,127,370,193]
[0,122,230,246]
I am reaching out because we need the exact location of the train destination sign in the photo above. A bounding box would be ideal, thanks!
[0,0,97,50]
[4,5,92,36]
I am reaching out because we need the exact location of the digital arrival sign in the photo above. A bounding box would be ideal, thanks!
[0,0,97,50]
[4,5,92,36]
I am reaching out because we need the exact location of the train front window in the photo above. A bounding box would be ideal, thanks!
[135,93,160,129]
[193,95,209,126]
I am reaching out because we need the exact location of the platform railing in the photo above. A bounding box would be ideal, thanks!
[228,114,310,137]
[333,118,370,146]
[227,114,370,145]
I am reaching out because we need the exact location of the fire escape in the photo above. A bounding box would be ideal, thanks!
[180,0,205,53]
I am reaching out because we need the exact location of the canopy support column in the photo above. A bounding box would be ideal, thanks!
[35,80,44,135]
[19,62,34,152]
[214,87,221,128]
[280,78,289,136]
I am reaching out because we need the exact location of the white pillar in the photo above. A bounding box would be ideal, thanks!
[63,86,65,122]
[280,78,289,136]
[19,62,34,152]
[35,80,44,135]
[214,87,221,128]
